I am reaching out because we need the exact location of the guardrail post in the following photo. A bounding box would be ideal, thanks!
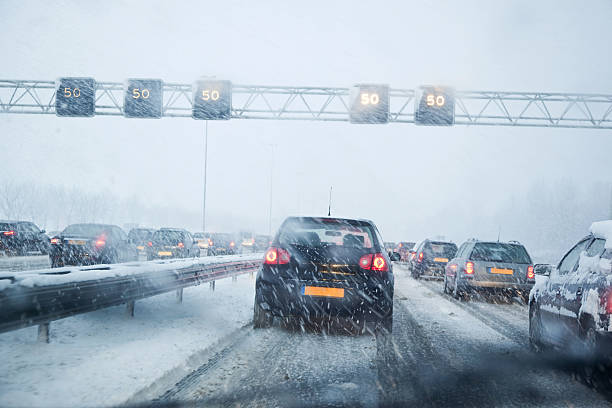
[210,280,215,291]
[37,323,50,343]
[126,301,135,317]
[176,288,183,303]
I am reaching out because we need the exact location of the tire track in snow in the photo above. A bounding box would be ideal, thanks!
[419,279,529,347]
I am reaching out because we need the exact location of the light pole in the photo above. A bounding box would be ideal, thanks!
[202,121,208,233]
[268,144,275,236]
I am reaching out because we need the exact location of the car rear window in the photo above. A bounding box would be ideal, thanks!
[279,218,376,249]
[0,223,15,231]
[424,241,457,258]
[153,230,185,244]
[210,233,232,244]
[470,243,532,264]
[62,224,110,238]
[129,229,153,241]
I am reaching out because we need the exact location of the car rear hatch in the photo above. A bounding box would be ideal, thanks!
[284,244,371,285]
[474,261,528,284]
[469,242,532,285]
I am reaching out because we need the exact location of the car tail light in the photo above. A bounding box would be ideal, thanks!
[208,239,213,246]
[526,265,535,280]
[359,254,373,269]
[465,261,474,275]
[50,238,60,245]
[372,254,388,271]
[601,289,612,315]
[417,252,424,263]
[359,253,389,272]
[230,241,235,247]
[95,239,106,248]
[178,242,184,248]
[3,230,15,236]
[264,247,290,265]
[147,241,153,247]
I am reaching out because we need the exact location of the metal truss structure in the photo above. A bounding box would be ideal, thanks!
[1,79,611,129]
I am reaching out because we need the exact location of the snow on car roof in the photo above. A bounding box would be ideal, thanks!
[589,220,612,248]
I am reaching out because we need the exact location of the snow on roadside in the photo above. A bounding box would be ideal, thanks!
[0,272,257,408]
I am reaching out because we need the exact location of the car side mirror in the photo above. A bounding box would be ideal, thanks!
[40,229,46,234]
[534,264,552,277]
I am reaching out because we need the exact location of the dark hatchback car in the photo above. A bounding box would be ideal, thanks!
[147,228,199,260]
[529,221,612,357]
[254,216,394,333]
[409,239,458,279]
[50,223,138,267]
[207,233,236,256]
[0,220,50,256]
[127,227,156,252]
[444,240,534,300]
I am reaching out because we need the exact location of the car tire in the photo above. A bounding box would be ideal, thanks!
[253,298,273,329]
[529,303,545,352]
[453,278,464,300]
[443,275,450,294]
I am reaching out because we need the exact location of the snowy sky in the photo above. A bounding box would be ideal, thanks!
[1,0,611,244]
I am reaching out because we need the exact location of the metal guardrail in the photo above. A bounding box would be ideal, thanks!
[0,254,262,341]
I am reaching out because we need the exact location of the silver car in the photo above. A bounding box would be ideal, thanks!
[444,240,535,300]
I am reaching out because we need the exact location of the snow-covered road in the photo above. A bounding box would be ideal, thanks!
[1,265,610,407]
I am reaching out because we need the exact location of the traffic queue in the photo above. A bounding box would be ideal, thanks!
[0,219,269,267]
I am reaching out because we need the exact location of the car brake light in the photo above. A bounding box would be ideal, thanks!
[372,254,388,271]
[466,261,474,275]
[527,265,535,280]
[50,238,60,245]
[147,241,153,247]
[417,252,424,263]
[178,242,184,248]
[605,290,612,315]
[209,239,213,246]
[230,241,235,247]
[95,239,106,248]
[359,253,388,272]
[3,230,15,236]
[264,247,290,265]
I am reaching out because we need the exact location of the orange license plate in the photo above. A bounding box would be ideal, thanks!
[302,286,344,298]
[434,257,449,263]
[490,267,514,275]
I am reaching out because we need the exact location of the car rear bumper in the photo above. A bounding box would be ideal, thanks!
[416,263,446,278]
[256,276,393,319]
[459,277,534,291]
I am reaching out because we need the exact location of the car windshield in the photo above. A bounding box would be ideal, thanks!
[278,218,376,249]
[2,2,612,408]
[62,224,110,238]
[471,243,532,264]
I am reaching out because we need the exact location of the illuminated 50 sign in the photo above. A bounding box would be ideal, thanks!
[415,86,455,126]
[350,84,389,124]
[124,79,163,118]
[192,80,232,120]
[55,77,96,117]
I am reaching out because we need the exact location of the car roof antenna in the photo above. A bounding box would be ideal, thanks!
[497,225,501,242]
[328,186,333,217]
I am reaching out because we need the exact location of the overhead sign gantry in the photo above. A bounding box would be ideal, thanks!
[2,78,611,129]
